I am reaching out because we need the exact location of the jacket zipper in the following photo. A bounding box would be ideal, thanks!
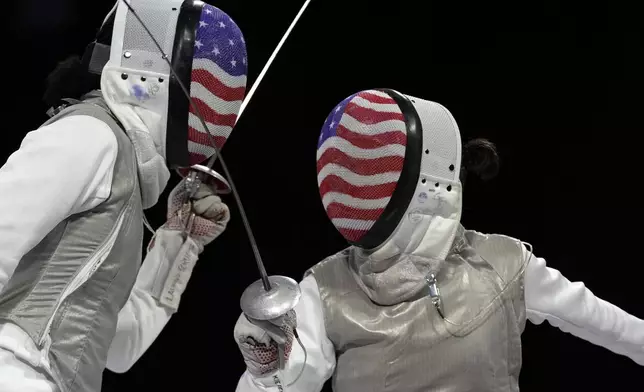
[39,208,129,349]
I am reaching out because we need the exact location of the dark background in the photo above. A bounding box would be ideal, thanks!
[4,0,643,390]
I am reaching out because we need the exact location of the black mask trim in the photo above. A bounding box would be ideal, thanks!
[83,7,117,76]
[166,0,204,168]
[350,89,423,250]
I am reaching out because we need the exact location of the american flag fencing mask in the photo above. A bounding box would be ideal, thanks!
[317,89,409,247]
[316,89,463,250]
[115,0,247,168]
[182,3,247,166]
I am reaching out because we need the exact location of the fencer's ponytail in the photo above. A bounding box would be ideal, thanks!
[460,138,500,183]
[42,55,99,109]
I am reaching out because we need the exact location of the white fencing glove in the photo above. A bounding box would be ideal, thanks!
[139,178,230,312]
[234,310,297,377]
[160,177,230,253]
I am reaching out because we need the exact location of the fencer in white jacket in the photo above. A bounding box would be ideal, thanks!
[234,89,644,392]
[0,1,248,391]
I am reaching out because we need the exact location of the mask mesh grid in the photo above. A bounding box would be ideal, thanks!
[316,90,407,243]
[121,0,177,74]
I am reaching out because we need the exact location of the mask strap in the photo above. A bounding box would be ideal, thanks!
[85,42,112,75]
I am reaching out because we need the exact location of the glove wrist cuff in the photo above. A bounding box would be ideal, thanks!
[144,229,201,312]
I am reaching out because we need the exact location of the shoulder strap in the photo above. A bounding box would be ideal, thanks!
[46,98,83,118]
[43,94,125,134]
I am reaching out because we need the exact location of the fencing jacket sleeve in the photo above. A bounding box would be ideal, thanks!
[524,246,644,366]
[0,115,117,294]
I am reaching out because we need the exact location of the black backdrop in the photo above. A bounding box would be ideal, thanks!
[4,0,643,390]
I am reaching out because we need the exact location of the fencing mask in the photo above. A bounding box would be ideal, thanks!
[93,0,248,169]
[316,89,463,260]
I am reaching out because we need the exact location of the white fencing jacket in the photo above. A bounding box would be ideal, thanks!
[0,116,172,392]
[237,246,644,391]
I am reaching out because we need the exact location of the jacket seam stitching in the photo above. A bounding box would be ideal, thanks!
[66,202,136,389]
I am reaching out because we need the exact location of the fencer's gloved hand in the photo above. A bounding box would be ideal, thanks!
[141,178,230,312]
[234,310,297,377]
[161,178,230,253]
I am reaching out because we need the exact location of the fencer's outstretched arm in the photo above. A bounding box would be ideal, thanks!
[0,116,117,293]
[524,247,644,366]
[236,275,336,392]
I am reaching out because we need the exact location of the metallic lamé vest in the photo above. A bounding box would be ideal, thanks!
[0,95,143,392]
[308,228,528,392]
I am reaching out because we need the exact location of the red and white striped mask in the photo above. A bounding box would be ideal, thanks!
[317,89,463,252]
